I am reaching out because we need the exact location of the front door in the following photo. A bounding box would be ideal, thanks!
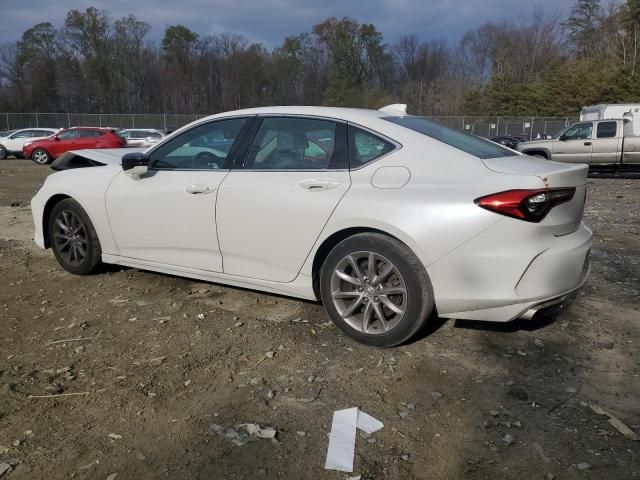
[552,122,593,163]
[105,117,250,271]
[217,116,351,282]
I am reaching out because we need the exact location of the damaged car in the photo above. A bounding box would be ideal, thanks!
[31,105,592,347]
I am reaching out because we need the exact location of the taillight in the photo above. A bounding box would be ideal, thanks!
[475,188,575,222]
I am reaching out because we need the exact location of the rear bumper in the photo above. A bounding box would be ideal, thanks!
[430,220,592,322]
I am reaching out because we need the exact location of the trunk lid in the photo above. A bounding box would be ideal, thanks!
[482,156,588,235]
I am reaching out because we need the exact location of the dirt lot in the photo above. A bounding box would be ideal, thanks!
[0,159,638,479]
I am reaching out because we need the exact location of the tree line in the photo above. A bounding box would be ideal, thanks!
[0,0,638,117]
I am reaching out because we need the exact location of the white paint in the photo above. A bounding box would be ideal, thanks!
[370,166,411,189]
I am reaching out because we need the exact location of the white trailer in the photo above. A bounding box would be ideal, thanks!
[580,104,640,121]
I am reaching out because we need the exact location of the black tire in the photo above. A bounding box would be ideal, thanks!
[320,233,435,347]
[32,149,51,165]
[48,198,102,275]
[0,145,6,160]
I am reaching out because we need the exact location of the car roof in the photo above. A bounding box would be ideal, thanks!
[203,106,391,124]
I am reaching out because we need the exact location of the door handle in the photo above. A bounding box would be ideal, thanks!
[297,179,341,190]
[185,184,216,195]
[584,142,592,146]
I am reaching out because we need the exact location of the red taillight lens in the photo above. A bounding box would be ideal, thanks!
[475,188,575,222]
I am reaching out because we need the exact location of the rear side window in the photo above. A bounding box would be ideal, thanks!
[384,116,518,159]
[596,122,617,138]
[349,126,395,167]
[245,117,347,170]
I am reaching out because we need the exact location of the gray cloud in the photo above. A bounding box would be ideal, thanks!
[0,0,576,47]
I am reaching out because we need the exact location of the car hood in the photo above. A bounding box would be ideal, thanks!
[50,148,145,170]
[517,139,554,151]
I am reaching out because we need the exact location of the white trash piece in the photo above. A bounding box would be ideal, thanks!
[324,407,383,472]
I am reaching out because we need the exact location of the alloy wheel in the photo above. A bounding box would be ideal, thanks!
[330,251,408,334]
[53,210,88,267]
[33,150,49,164]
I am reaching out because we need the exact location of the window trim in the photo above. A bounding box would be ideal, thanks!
[234,114,401,172]
[237,115,350,172]
[146,115,254,172]
[596,121,618,139]
[347,123,401,170]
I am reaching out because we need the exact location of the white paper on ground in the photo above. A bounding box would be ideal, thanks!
[324,407,384,472]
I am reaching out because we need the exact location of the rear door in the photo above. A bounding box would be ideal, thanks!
[75,130,101,149]
[552,122,593,163]
[216,116,350,282]
[591,120,622,164]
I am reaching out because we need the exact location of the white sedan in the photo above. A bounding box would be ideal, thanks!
[31,105,592,347]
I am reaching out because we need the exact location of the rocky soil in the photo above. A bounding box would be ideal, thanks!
[0,160,638,479]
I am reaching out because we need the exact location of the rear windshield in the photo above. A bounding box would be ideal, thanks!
[383,116,518,159]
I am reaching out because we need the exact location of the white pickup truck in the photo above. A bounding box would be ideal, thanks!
[517,118,640,165]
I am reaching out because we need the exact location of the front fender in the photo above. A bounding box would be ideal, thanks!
[31,166,122,254]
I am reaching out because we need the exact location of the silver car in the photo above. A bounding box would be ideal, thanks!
[119,129,165,148]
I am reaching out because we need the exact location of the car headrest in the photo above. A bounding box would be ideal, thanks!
[277,131,308,152]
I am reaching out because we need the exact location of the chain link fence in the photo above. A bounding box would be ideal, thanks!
[0,113,203,131]
[425,116,579,139]
[1,113,580,138]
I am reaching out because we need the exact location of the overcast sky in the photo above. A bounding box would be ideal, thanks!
[1,0,577,47]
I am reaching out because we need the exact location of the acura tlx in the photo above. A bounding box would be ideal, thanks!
[31,104,592,347]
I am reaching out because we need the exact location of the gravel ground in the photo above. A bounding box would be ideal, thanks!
[0,159,638,479]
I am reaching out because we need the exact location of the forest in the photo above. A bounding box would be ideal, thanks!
[0,0,638,117]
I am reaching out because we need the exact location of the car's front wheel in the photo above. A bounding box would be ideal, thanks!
[0,145,7,160]
[320,233,435,347]
[49,198,102,275]
[32,149,51,164]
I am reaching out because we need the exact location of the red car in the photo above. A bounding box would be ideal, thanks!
[23,127,125,164]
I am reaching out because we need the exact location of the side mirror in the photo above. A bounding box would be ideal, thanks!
[122,152,150,176]
[559,134,567,141]
[54,136,60,141]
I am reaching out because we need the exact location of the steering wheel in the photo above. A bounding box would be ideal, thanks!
[192,151,221,169]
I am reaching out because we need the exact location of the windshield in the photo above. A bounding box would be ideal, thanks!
[552,126,571,139]
[383,116,518,159]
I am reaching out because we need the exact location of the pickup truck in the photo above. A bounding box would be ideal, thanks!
[517,118,640,165]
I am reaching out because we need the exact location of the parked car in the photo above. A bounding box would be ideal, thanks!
[31,104,591,347]
[511,135,530,143]
[23,127,126,164]
[517,118,640,165]
[488,136,521,150]
[119,129,165,148]
[0,128,60,160]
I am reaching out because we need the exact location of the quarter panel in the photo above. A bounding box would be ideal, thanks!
[300,142,544,278]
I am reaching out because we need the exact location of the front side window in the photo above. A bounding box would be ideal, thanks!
[349,126,395,167]
[245,117,347,170]
[58,130,80,140]
[150,117,248,170]
[384,116,517,159]
[563,123,593,140]
[596,121,617,138]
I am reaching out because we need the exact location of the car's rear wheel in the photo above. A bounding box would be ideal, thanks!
[49,199,102,275]
[0,145,7,160]
[320,232,435,347]
[32,149,51,164]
